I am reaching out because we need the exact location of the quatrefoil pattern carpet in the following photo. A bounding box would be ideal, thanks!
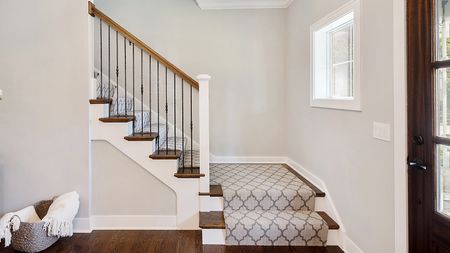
[210,164,328,246]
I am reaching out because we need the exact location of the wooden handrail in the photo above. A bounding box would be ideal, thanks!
[88,2,199,89]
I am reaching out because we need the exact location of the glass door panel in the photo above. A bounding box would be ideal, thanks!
[437,0,450,61]
[436,68,450,137]
[437,144,450,216]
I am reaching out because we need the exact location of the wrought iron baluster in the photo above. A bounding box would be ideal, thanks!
[157,61,160,154]
[115,31,119,116]
[141,49,144,134]
[181,80,185,169]
[132,43,135,134]
[165,67,168,153]
[190,85,193,170]
[107,25,111,117]
[174,73,176,155]
[149,55,152,134]
[99,19,103,99]
[124,37,127,117]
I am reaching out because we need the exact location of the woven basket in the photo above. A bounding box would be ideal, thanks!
[10,200,59,253]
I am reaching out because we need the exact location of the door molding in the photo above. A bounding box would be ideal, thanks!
[394,0,408,252]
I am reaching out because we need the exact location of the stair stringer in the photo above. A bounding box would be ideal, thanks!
[90,104,199,229]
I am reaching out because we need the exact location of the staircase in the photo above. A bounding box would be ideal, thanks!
[200,164,340,247]
[87,2,342,251]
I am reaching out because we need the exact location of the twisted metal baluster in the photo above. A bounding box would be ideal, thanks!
[174,73,177,155]
[124,37,127,117]
[107,25,110,117]
[132,44,135,133]
[165,67,168,153]
[181,80,185,169]
[190,85,193,171]
[115,31,119,116]
[157,62,160,154]
[141,49,144,134]
[149,55,152,134]
[99,19,103,99]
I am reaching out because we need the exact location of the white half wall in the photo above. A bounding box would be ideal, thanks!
[91,140,176,216]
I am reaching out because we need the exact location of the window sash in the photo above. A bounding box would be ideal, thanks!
[327,21,354,98]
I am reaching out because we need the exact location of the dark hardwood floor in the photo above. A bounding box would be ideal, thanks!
[0,230,343,253]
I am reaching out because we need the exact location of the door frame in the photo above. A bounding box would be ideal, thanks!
[394,0,408,252]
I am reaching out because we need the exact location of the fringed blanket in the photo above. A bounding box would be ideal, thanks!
[42,191,79,237]
[0,206,40,247]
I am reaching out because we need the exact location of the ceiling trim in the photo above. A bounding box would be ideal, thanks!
[195,0,294,10]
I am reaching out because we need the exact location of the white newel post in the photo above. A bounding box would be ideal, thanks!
[198,74,211,194]
[90,78,97,99]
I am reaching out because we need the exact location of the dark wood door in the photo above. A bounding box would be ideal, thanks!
[408,0,450,252]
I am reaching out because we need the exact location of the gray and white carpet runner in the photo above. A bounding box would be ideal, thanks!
[210,164,328,246]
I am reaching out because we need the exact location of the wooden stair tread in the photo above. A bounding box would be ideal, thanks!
[175,167,204,178]
[149,150,182,159]
[99,116,135,123]
[199,211,225,229]
[317,211,339,230]
[283,164,326,197]
[89,98,112,104]
[124,132,158,141]
[174,173,205,178]
[199,185,223,197]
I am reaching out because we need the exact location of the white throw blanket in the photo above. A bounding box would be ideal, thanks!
[42,191,80,237]
[0,206,41,247]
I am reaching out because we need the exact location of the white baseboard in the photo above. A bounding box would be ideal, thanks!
[344,235,364,253]
[74,215,179,232]
[90,215,177,230]
[210,155,287,164]
[73,217,92,233]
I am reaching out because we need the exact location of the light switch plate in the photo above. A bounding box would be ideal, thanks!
[373,122,391,142]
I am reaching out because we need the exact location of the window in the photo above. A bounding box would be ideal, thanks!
[310,0,361,111]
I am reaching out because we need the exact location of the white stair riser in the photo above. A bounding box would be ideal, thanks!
[200,196,224,212]
[202,229,226,245]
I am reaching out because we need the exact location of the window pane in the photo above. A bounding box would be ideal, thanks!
[437,0,450,60]
[332,62,353,97]
[436,68,450,137]
[437,145,450,217]
[332,24,353,64]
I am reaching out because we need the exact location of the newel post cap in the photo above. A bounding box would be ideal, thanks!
[197,74,211,82]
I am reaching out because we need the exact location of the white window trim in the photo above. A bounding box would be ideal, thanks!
[310,0,361,111]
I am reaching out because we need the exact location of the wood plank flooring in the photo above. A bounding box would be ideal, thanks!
[0,230,344,253]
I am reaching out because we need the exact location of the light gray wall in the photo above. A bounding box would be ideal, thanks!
[0,0,90,217]
[92,141,176,215]
[95,0,287,156]
[286,0,395,252]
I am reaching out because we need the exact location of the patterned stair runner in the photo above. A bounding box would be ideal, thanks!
[210,164,328,246]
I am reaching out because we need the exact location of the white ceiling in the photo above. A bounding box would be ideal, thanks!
[195,0,293,10]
